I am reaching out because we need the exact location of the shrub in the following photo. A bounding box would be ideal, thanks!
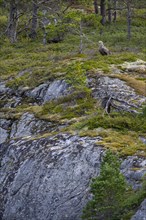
[82,14,101,28]
[82,151,146,220]
[82,150,128,220]
[46,22,67,43]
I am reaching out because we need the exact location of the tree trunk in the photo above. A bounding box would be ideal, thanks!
[127,0,131,40]
[100,0,106,25]
[93,0,98,14]
[7,0,18,43]
[113,0,117,22]
[29,0,38,39]
[108,0,112,23]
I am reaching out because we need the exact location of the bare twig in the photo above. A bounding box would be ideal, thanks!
[102,96,140,114]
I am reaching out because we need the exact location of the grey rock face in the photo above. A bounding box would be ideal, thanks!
[26,80,70,104]
[88,75,146,107]
[1,133,146,220]
[1,71,146,220]
[110,59,146,74]
[17,69,32,77]
[0,127,9,144]
[0,79,70,108]
[43,80,70,103]
[1,134,103,220]
[121,156,146,189]
[10,112,58,138]
[131,199,146,220]
[27,83,49,101]
[0,82,11,94]
[0,119,12,144]
[139,136,146,144]
[0,82,22,108]
[121,60,146,73]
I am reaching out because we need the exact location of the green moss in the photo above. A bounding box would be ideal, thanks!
[76,110,146,133]
[39,89,96,120]
[78,127,146,157]
[6,73,30,89]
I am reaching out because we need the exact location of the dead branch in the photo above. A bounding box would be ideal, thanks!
[101,96,140,114]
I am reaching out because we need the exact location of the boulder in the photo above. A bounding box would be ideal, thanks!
[121,156,146,189]
[26,80,70,104]
[121,60,146,73]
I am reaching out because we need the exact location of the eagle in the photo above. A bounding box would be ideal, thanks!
[98,41,110,55]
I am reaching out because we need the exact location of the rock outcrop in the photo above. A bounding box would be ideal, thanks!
[0,119,12,144]
[10,112,58,139]
[110,59,146,74]
[131,199,146,220]
[120,60,146,73]
[26,80,71,104]
[1,133,146,220]
[0,68,146,220]
[0,134,103,220]
[0,79,71,108]
[88,75,146,106]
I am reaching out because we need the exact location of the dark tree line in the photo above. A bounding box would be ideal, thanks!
[97,0,146,39]
[1,0,146,43]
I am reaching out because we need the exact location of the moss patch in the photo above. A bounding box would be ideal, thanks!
[78,128,146,157]
[76,110,146,133]
[116,75,146,96]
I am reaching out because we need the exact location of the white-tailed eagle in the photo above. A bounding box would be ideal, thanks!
[98,41,110,55]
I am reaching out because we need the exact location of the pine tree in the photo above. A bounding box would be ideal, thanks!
[82,150,128,220]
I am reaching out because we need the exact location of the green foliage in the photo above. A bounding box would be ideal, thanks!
[46,21,67,43]
[0,15,7,31]
[82,150,128,220]
[120,175,146,219]
[82,14,101,28]
[64,10,83,23]
[76,111,146,133]
[6,72,30,89]
[82,151,146,220]
[41,90,95,119]
[65,61,86,88]
[142,106,146,118]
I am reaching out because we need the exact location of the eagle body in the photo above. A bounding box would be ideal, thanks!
[98,41,110,55]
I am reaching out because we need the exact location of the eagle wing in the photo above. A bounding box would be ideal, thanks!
[99,46,110,55]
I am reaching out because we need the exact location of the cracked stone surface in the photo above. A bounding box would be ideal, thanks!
[26,80,71,104]
[0,133,146,220]
[110,59,146,74]
[10,112,63,138]
[0,134,103,220]
[88,75,146,107]
[0,119,12,144]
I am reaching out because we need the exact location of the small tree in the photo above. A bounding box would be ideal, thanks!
[82,150,128,220]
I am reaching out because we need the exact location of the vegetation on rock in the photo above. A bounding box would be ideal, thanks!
[0,1,146,219]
